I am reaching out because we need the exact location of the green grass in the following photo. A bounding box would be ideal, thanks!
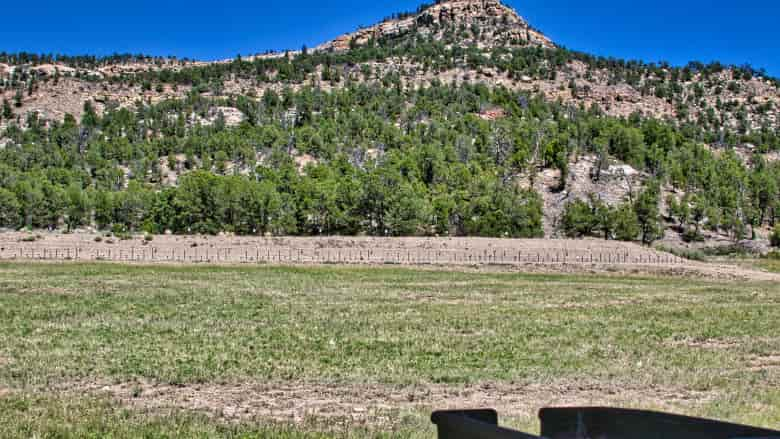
[715,253,780,274]
[654,244,708,261]
[0,393,430,439]
[1,262,779,437]
[756,258,780,273]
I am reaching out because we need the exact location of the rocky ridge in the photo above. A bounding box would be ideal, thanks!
[316,0,554,52]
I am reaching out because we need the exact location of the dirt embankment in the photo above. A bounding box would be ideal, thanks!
[1,232,777,281]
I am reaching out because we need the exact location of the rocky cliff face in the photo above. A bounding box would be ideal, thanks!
[316,0,554,52]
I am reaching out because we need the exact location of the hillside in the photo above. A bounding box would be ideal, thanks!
[0,0,778,249]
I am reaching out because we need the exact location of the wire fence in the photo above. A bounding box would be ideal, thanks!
[0,245,687,266]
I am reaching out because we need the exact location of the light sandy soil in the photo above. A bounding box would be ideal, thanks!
[747,354,780,372]
[61,379,713,427]
[1,232,778,281]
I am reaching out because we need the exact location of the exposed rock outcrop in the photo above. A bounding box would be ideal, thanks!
[317,0,554,52]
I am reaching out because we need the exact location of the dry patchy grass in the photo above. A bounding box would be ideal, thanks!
[0,262,779,437]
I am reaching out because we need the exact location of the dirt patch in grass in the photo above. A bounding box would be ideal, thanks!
[379,262,779,282]
[748,355,780,371]
[68,379,714,426]
[666,337,743,350]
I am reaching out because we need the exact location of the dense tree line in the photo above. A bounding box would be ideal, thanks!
[0,67,778,241]
[0,81,556,237]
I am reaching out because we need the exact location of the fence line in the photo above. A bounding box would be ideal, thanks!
[0,245,686,266]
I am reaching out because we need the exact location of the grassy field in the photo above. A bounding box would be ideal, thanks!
[756,257,780,273]
[0,262,779,437]
[716,255,780,275]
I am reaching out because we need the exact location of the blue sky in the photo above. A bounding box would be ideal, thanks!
[2,0,779,77]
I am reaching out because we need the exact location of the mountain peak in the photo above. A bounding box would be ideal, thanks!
[316,0,554,52]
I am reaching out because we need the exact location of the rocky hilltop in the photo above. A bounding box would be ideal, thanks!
[316,0,554,52]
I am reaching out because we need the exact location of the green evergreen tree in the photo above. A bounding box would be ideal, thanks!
[0,188,21,228]
[65,185,90,232]
[13,89,23,108]
[81,101,99,128]
[634,183,663,245]
[561,199,595,238]
[384,182,430,236]
[771,225,780,248]
[1,98,12,120]
[591,195,615,240]
[92,190,114,230]
[613,203,640,242]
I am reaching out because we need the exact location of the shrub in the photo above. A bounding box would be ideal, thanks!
[612,204,640,242]
[771,225,780,248]
[682,227,705,243]
[560,199,595,238]
[701,244,749,257]
[111,224,132,240]
[0,188,21,228]
[655,245,707,262]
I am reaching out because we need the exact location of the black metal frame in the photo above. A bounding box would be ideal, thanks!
[431,410,538,439]
[432,407,780,439]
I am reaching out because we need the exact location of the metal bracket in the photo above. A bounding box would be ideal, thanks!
[540,407,780,439]
[431,409,540,439]
[431,407,780,439]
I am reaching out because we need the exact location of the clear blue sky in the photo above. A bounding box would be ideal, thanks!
[2,0,778,77]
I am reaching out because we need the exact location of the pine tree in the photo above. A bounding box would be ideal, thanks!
[0,188,21,228]
[634,183,663,245]
[612,203,640,242]
[1,98,11,120]
[65,185,90,231]
[13,89,23,108]
[771,225,780,248]
[561,199,595,238]
[81,101,99,128]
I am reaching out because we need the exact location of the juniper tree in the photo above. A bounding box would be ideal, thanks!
[0,188,21,228]
[1,98,11,120]
[634,182,663,245]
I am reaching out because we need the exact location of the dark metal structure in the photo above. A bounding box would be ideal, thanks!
[432,407,780,439]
